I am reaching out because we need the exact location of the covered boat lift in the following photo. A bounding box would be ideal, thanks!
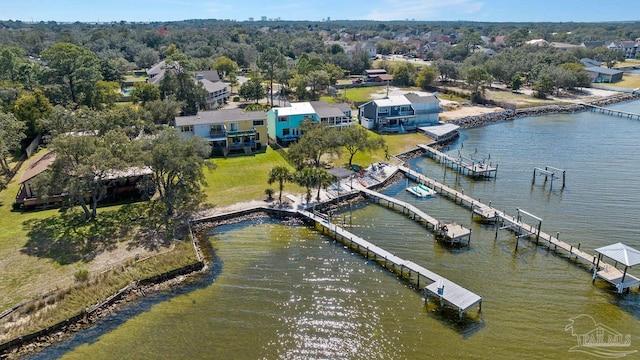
[592,243,640,293]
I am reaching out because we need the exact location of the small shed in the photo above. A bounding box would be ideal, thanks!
[593,242,640,293]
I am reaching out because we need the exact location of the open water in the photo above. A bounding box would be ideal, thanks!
[31,100,640,359]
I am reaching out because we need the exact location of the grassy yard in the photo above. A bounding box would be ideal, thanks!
[0,150,191,313]
[204,147,304,207]
[607,74,640,89]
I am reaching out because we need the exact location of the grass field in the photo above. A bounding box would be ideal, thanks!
[204,147,304,207]
[607,74,640,89]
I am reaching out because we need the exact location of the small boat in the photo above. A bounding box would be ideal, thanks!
[417,183,436,196]
[406,184,436,197]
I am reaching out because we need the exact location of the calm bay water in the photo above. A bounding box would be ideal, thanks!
[32,101,640,359]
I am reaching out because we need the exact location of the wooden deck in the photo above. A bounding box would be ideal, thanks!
[417,144,497,179]
[298,210,482,318]
[399,165,637,293]
[356,185,472,246]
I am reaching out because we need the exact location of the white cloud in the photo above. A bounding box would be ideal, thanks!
[363,0,485,21]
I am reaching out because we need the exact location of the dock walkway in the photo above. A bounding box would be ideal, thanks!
[584,103,640,120]
[355,185,471,245]
[417,144,497,179]
[398,165,638,293]
[298,209,482,317]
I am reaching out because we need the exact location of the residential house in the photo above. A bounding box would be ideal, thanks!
[14,151,153,210]
[147,60,169,85]
[197,72,230,109]
[266,101,354,145]
[585,66,623,83]
[147,62,229,108]
[175,109,267,156]
[358,93,440,133]
[364,69,388,82]
[616,41,638,59]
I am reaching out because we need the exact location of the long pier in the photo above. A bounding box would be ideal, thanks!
[355,185,471,245]
[584,103,640,120]
[298,209,482,318]
[417,144,497,179]
[398,165,638,293]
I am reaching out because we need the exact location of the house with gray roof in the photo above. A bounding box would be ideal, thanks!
[358,93,440,133]
[175,109,267,156]
[585,66,623,83]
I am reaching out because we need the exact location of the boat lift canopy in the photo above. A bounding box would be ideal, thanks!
[593,242,640,293]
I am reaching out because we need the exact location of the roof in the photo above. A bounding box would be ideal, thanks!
[175,109,267,126]
[199,78,227,93]
[309,101,346,118]
[580,58,601,67]
[334,102,352,113]
[373,95,412,107]
[404,93,439,104]
[19,151,56,184]
[585,66,623,76]
[595,243,640,267]
[375,74,394,81]
[370,93,438,108]
[272,102,316,117]
[327,167,354,179]
[196,70,221,82]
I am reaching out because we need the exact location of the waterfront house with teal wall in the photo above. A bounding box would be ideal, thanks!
[358,93,440,133]
[267,101,354,145]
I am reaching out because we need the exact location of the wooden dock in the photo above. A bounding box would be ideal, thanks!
[584,103,640,120]
[399,165,637,293]
[356,185,472,246]
[298,209,482,318]
[417,144,497,179]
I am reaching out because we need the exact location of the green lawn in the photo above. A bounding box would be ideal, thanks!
[204,147,304,207]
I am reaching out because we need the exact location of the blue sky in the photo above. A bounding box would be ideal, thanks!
[1,0,639,23]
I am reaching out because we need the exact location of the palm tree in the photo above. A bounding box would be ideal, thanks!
[268,166,291,204]
[313,168,336,201]
[294,167,316,204]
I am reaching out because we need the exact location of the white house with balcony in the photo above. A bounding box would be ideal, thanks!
[358,93,440,133]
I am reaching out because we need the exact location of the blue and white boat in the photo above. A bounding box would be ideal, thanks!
[406,183,436,197]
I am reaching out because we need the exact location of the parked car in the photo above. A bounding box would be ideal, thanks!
[352,78,362,84]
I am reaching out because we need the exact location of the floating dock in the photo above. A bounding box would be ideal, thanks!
[417,144,497,179]
[298,209,482,318]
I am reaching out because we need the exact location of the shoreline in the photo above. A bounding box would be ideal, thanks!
[2,92,640,359]
[447,93,640,129]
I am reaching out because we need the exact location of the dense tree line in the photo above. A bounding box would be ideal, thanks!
[1,18,638,219]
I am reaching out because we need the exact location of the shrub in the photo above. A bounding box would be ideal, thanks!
[74,269,90,283]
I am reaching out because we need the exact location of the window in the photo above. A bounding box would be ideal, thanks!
[278,116,287,122]
[228,122,239,132]
[210,124,224,133]
[253,120,264,126]
[181,125,193,132]
[255,133,260,141]
[400,105,410,112]
[282,128,290,136]
[378,107,389,114]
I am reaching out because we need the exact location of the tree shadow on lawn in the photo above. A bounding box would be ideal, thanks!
[21,203,170,265]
